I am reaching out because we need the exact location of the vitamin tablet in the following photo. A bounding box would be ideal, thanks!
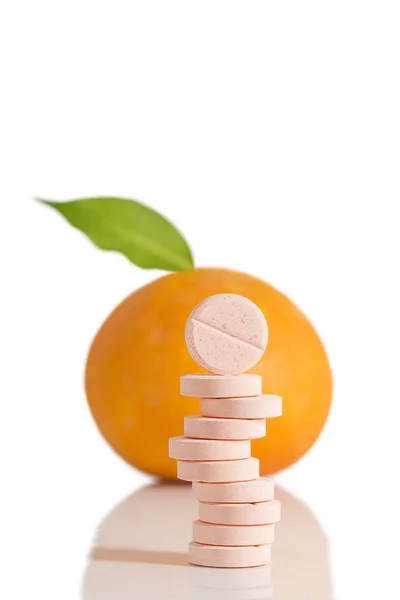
[180,374,262,398]
[201,395,282,419]
[185,294,268,375]
[184,416,266,440]
[177,457,259,482]
[193,520,274,546]
[193,478,274,504]
[188,542,271,568]
[198,499,281,525]
[169,437,250,461]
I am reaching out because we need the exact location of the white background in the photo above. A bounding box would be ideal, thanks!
[1,1,400,599]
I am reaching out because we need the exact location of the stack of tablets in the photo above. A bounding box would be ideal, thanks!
[169,293,282,568]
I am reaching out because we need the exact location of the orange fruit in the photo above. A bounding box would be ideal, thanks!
[85,268,332,479]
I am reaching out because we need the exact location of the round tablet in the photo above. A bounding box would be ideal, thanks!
[184,416,266,440]
[193,520,275,546]
[185,294,268,375]
[180,374,262,398]
[177,457,259,482]
[169,437,250,461]
[193,478,274,503]
[201,395,282,420]
[199,499,281,525]
[189,542,271,568]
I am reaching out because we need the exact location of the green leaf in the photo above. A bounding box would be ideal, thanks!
[37,197,194,272]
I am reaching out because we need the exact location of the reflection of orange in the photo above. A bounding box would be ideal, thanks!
[85,268,332,479]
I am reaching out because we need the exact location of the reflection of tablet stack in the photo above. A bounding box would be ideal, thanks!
[169,294,282,568]
[189,564,273,599]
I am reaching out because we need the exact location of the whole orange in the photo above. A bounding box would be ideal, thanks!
[85,268,332,479]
